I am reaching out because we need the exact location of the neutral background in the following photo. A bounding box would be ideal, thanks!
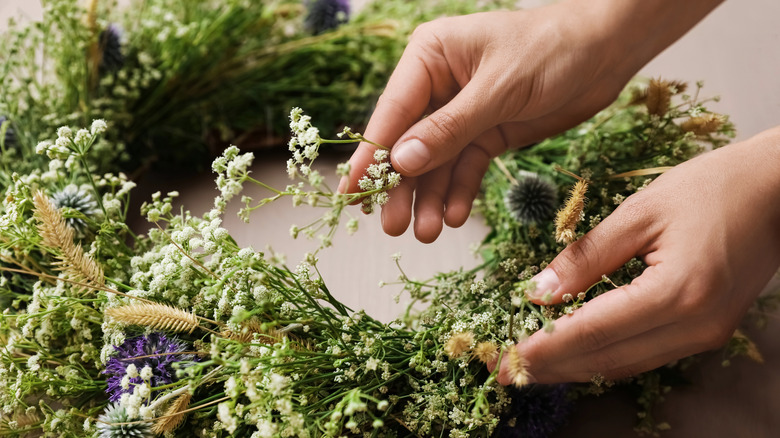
[3,1,780,437]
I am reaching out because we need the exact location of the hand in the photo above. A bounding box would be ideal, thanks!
[340,0,723,243]
[492,127,780,384]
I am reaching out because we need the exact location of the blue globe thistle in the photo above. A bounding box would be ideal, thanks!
[103,333,195,402]
[305,0,350,35]
[96,403,153,438]
[99,24,124,73]
[495,384,573,438]
[50,185,99,234]
[504,173,557,224]
[0,116,16,149]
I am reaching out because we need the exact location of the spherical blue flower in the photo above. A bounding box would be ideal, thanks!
[103,333,195,402]
[99,24,124,73]
[305,0,350,35]
[495,384,573,438]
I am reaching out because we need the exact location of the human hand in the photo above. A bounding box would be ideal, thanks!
[340,0,723,243]
[492,127,780,385]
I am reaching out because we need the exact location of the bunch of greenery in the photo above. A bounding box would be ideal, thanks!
[0,0,516,174]
[0,79,775,438]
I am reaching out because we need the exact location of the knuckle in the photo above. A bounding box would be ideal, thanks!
[424,110,468,146]
[554,234,600,279]
[589,351,622,375]
[575,323,612,353]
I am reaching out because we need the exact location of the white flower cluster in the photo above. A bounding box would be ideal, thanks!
[286,107,322,185]
[35,120,107,159]
[212,145,255,212]
[356,148,401,214]
[118,364,155,419]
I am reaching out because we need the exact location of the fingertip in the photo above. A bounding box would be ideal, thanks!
[337,175,348,194]
[413,216,443,244]
[391,138,431,176]
[381,208,410,237]
[443,201,470,228]
[526,268,564,305]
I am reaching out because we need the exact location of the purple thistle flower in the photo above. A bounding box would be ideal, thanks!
[103,333,195,402]
[99,24,124,73]
[0,116,16,149]
[305,0,350,35]
[495,384,573,438]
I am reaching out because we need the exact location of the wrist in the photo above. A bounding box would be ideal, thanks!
[560,0,724,78]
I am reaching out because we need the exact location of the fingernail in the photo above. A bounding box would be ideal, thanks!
[337,175,348,194]
[393,139,430,174]
[528,268,560,300]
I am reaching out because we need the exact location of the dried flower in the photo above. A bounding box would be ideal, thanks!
[96,403,153,438]
[152,392,192,434]
[554,180,587,244]
[105,302,199,334]
[0,116,16,148]
[99,24,125,73]
[103,333,195,402]
[305,0,350,34]
[504,347,531,387]
[51,185,99,233]
[504,173,557,224]
[473,342,499,364]
[444,332,474,359]
[681,113,724,136]
[33,190,105,291]
[645,78,673,116]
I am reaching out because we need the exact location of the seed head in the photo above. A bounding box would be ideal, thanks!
[504,173,557,224]
[444,332,475,359]
[305,0,350,34]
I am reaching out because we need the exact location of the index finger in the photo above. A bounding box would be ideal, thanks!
[341,40,435,194]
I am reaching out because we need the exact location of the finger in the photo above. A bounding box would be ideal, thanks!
[412,163,455,243]
[390,66,515,177]
[526,193,658,304]
[443,142,493,228]
[342,39,437,194]
[536,318,721,383]
[380,176,416,236]
[495,266,675,385]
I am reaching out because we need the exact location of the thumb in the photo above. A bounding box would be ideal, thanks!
[527,197,654,305]
[390,75,504,177]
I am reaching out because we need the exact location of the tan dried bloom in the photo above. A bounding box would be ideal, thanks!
[152,392,192,434]
[33,190,105,292]
[681,113,724,136]
[444,332,475,359]
[473,342,499,364]
[505,347,531,388]
[106,302,199,334]
[554,180,588,244]
[645,78,672,116]
[733,329,764,364]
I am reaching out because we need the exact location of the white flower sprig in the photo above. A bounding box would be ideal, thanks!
[211,108,401,254]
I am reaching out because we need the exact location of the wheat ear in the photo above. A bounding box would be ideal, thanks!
[554,180,588,245]
[33,190,105,292]
[105,303,199,334]
[645,78,672,116]
[152,392,192,434]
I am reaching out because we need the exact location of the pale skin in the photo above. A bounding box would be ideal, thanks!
[341,0,780,384]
